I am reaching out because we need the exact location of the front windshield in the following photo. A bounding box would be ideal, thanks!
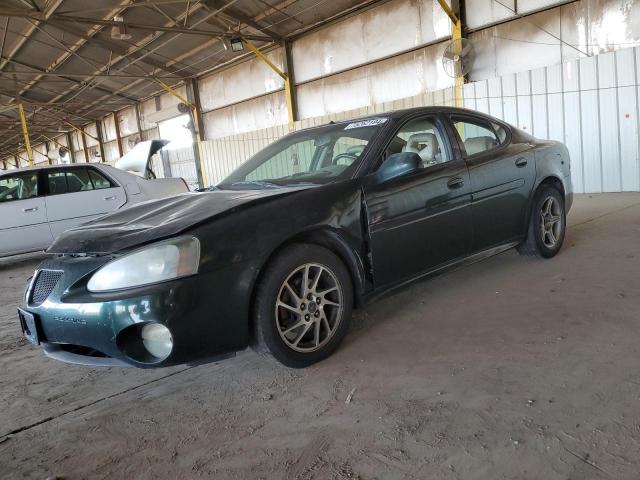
[219,118,387,189]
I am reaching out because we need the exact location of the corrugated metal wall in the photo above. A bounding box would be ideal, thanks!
[200,46,640,194]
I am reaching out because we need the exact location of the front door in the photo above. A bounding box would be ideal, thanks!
[447,114,536,252]
[0,170,53,256]
[363,114,473,288]
[45,167,126,238]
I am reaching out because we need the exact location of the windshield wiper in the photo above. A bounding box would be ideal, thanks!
[227,180,280,190]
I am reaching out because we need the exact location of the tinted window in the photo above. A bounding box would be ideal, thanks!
[87,169,113,189]
[47,169,100,195]
[451,116,501,156]
[47,171,68,195]
[383,116,450,169]
[0,172,38,202]
[66,169,93,193]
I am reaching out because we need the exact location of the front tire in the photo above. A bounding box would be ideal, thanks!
[252,244,353,368]
[517,185,566,258]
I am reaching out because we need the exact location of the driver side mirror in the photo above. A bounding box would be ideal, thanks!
[376,152,421,183]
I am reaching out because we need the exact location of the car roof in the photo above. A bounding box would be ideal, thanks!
[294,106,507,135]
[0,162,113,177]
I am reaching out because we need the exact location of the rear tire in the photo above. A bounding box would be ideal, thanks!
[252,243,353,368]
[517,185,566,258]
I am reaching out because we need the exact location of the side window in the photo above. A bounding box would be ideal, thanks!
[66,169,94,193]
[451,116,501,156]
[87,169,113,189]
[47,171,68,195]
[383,116,450,169]
[0,172,39,202]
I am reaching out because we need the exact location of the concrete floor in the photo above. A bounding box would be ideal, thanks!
[1,193,640,479]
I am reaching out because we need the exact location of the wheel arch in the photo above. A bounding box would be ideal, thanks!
[524,175,565,231]
[247,227,368,344]
[537,175,565,197]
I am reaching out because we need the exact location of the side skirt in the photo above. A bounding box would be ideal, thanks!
[363,241,520,304]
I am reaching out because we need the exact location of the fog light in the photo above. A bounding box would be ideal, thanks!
[141,323,173,360]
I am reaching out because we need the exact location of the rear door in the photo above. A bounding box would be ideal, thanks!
[363,114,473,288]
[45,166,126,238]
[0,170,53,256]
[446,114,535,252]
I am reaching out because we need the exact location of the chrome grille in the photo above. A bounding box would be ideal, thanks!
[30,270,63,305]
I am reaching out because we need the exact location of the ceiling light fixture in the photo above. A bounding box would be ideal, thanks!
[230,37,244,52]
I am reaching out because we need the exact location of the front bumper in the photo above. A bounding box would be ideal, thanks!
[20,255,252,368]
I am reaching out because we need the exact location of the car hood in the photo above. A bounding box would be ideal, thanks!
[114,139,169,177]
[47,187,313,254]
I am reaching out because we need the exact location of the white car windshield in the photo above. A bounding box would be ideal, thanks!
[219,119,387,189]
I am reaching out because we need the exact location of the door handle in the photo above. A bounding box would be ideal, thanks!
[103,195,117,201]
[22,207,38,212]
[515,158,528,168]
[447,177,464,189]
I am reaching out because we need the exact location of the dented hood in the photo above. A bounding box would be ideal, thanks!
[48,187,311,254]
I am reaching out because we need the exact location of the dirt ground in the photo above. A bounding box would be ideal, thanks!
[1,193,640,480]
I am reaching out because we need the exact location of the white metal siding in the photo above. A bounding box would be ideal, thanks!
[200,46,640,194]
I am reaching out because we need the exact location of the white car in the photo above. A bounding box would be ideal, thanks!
[0,141,189,257]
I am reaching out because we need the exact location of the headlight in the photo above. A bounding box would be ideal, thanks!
[87,237,200,292]
[141,323,173,360]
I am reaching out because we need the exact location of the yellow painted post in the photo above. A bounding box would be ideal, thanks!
[244,39,295,129]
[18,103,33,165]
[156,80,208,187]
[453,19,464,108]
[437,0,464,108]
[64,121,99,142]
[39,133,67,151]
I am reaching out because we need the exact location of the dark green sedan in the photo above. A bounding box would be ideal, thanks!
[18,107,572,368]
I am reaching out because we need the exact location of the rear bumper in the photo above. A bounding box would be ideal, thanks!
[565,190,574,213]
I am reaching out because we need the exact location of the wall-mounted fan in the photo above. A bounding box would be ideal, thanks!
[442,38,475,78]
[127,135,142,149]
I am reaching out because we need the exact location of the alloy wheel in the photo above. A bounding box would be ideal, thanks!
[275,263,344,353]
[539,196,563,248]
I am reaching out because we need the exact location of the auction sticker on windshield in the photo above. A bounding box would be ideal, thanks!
[344,118,388,130]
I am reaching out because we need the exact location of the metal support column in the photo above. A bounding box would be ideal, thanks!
[18,103,33,165]
[244,39,296,129]
[66,132,76,163]
[95,120,106,162]
[44,141,51,165]
[283,40,298,126]
[156,79,207,188]
[186,78,206,187]
[113,111,123,157]
[81,129,89,162]
[13,155,19,168]
[134,104,144,141]
[437,0,464,108]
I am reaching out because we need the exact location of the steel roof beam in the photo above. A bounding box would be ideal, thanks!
[0,57,140,100]
[0,1,64,72]
[35,2,213,111]
[40,14,272,42]
[46,19,196,78]
[202,0,282,40]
